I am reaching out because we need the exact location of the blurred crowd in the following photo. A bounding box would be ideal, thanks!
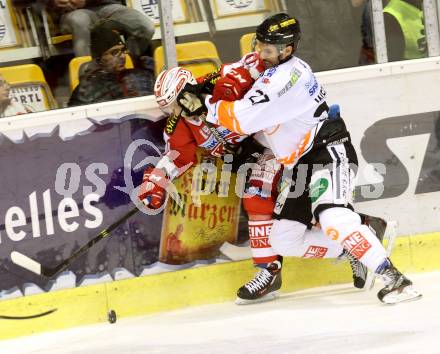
[0,0,429,119]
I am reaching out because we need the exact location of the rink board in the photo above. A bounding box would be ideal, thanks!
[1,58,440,340]
[1,231,439,340]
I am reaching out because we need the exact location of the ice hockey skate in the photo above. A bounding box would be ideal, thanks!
[236,260,282,305]
[343,214,389,289]
[361,214,391,289]
[377,260,422,304]
[343,249,369,289]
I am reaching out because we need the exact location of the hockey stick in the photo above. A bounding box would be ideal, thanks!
[0,309,57,320]
[219,242,252,261]
[364,220,398,290]
[11,205,141,278]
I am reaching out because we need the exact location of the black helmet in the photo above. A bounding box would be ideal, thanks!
[256,13,301,48]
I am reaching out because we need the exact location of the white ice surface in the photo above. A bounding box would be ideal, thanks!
[1,271,439,354]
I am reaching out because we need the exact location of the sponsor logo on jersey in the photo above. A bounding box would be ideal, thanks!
[291,67,302,82]
[198,126,243,156]
[277,67,302,97]
[305,75,319,96]
[217,126,233,138]
[303,245,328,258]
[325,227,339,241]
[264,67,277,78]
[310,178,329,203]
[165,113,180,135]
[199,134,218,150]
[342,231,372,259]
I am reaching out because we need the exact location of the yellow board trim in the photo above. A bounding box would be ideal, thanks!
[1,232,440,340]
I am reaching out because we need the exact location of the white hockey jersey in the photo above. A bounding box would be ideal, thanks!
[205,56,329,168]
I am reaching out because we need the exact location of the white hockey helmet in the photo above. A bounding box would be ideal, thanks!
[154,67,197,110]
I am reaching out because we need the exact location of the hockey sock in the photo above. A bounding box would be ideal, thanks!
[319,207,387,271]
[248,220,279,265]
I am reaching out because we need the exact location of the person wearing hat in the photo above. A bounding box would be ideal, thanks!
[69,21,154,106]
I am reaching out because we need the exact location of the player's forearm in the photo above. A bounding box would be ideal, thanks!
[204,97,269,135]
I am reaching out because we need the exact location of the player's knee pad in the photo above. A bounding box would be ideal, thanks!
[319,207,361,240]
[269,219,307,256]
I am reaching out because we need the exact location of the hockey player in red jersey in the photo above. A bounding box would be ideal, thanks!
[138,63,286,303]
[193,13,422,304]
[138,56,389,304]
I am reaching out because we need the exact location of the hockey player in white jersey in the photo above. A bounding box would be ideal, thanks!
[146,63,388,305]
[181,13,421,304]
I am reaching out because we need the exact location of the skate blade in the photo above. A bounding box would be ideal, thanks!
[235,292,279,305]
[381,287,423,305]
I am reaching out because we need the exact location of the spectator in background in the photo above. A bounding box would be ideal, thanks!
[68,21,154,106]
[48,0,154,67]
[285,0,362,71]
[0,74,34,118]
[383,0,427,61]
[354,0,375,65]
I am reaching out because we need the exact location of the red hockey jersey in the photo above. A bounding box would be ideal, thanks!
[163,113,247,173]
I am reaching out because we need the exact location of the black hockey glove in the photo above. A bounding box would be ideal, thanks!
[230,136,266,172]
[177,83,207,116]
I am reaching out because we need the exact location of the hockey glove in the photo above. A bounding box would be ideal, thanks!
[211,67,253,103]
[240,52,266,80]
[230,136,266,172]
[138,166,170,209]
[196,69,222,95]
[177,84,206,116]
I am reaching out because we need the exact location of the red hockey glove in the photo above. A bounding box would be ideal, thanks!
[138,166,170,209]
[211,67,253,102]
[240,52,266,80]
